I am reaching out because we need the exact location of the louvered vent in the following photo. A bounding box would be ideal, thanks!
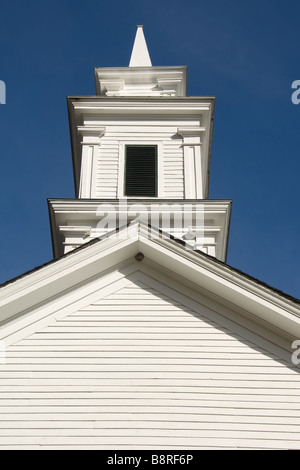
[125,145,157,197]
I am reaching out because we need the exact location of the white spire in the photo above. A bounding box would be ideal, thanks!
[129,25,152,67]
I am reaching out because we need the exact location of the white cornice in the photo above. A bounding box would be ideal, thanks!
[72,99,212,110]
[94,66,187,97]
[49,198,231,213]
[48,198,232,261]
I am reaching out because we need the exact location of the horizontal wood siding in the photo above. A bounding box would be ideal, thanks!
[163,140,184,198]
[94,122,185,199]
[0,277,300,449]
[96,137,119,198]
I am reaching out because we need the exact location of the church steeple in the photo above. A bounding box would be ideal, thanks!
[49,27,232,262]
[129,25,152,67]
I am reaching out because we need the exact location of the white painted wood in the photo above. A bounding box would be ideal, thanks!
[0,271,299,450]
[55,83,218,258]
[129,26,152,67]
[95,67,187,97]
[178,127,204,199]
[79,145,94,198]
[0,13,298,450]
[78,119,207,201]
[95,128,184,200]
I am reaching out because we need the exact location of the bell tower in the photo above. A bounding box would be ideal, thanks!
[48,26,232,261]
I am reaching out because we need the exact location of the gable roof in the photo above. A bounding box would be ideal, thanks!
[1,221,299,304]
[0,221,299,350]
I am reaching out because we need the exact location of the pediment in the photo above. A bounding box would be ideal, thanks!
[1,268,296,369]
[0,222,299,357]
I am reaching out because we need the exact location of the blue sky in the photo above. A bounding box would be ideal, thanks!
[0,0,299,298]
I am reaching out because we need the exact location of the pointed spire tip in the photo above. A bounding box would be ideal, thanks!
[129,25,152,67]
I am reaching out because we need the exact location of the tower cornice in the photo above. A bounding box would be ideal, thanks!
[94,66,187,97]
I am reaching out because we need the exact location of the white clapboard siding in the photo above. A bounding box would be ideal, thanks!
[1,276,300,449]
[163,141,184,198]
[96,138,119,198]
[94,123,185,199]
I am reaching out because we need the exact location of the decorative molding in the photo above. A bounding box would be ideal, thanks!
[77,126,106,145]
[94,66,187,97]
[0,222,299,347]
[48,198,232,261]
[177,126,206,137]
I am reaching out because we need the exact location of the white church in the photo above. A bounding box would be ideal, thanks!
[0,26,299,450]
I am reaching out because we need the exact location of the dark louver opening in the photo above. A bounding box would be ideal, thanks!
[125,145,158,197]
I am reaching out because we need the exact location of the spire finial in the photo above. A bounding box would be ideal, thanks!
[129,25,152,67]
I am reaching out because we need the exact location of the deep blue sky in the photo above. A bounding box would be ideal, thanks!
[0,0,299,299]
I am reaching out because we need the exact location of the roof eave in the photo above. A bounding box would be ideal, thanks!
[0,222,298,345]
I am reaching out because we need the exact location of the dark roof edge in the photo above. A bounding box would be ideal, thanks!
[151,223,300,305]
